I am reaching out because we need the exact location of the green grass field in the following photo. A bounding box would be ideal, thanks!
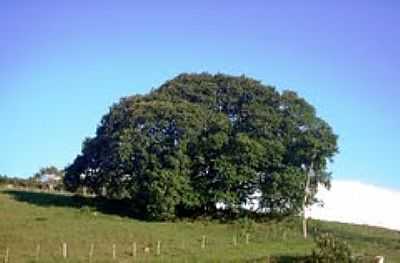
[0,189,399,262]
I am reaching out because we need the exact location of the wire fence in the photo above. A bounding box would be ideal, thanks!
[0,234,275,263]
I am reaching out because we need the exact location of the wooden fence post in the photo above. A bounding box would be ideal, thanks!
[156,240,161,256]
[233,235,237,247]
[246,234,250,245]
[36,244,40,261]
[181,239,185,249]
[4,247,9,263]
[201,235,206,249]
[62,242,67,258]
[132,242,137,258]
[89,244,94,263]
[112,244,116,260]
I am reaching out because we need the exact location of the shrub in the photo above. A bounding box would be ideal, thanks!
[311,233,356,263]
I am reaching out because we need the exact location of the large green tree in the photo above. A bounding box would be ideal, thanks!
[64,73,338,220]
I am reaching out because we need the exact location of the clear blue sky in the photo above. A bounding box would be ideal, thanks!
[1,1,399,189]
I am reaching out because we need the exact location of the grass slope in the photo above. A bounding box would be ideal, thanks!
[0,189,399,262]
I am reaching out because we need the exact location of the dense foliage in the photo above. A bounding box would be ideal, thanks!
[64,73,338,219]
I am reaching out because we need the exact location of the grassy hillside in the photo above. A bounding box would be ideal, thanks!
[0,189,399,262]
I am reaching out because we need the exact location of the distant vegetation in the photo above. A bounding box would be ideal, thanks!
[0,166,64,191]
[64,73,338,222]
[0,174,33,188]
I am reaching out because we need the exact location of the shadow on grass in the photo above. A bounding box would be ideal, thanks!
[3,190,309,225]
[3,189,142,220]
[252,255,311,263]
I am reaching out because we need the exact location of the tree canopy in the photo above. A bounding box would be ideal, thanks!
[64,73,338,220]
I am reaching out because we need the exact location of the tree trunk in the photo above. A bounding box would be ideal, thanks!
[302,208,307,239]
[302,162,314,239]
